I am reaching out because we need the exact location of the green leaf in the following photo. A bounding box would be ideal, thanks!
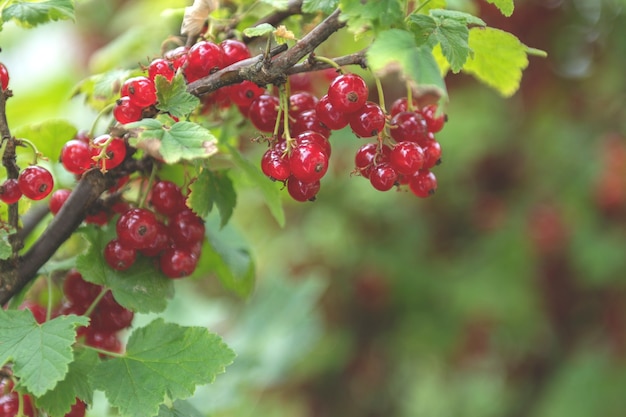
[0,228,12,260]
[259,0,290,10]
[90,319,236,417]
[204,214,255,298]
[430,9,487,27]
[2,0,74,28]
[227,145,285,227]
[302,0,338,14]
[188,169,237,227]
[157,400,205,417]
[127,119,218,164]
[13,119,77,163]
[462,27,529,97]
[484,0,514,17]
[72,69,134,111]
[414,0,446,13]
[155,73,200,118]
[339,0,404,36]
[367,29,447,100]
[242,23,275,38]
[36,349,99,417]
[0,310,89,397]
[76,226,174,314]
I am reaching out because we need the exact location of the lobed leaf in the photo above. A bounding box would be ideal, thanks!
[302,0,338,14]
[0,310,89,397]
[90,319,236,417]
[484,0,514,17]
[339,0,404,36]
[188,169,237,227]
[2,0,74,28]
[242,23,275,38]
[155,73,200,119]
[157,400,205,417]
[13,119,77,164]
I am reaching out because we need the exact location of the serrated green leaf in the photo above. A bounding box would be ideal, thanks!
[90,319,236,417]
[155,73,200,118]
[188,169,237,227]
[0,229,12,260]
[2,0,74,28]
[367,29,447,99]
[0,310,89,397]
[243,23,275,38]
[462,27,529,97]
[430,9,486,27]
[227,145,285,227]
[302,0,338,14]
[485,0,514,17]
[339,0,404,36]
[72,69,133,111]
[36,349,99,417]
[127,120,218,164]
[204,214,255,298]
[13,119,77,163]
[157,399,205,417]
[76,227,174,313]
[408,14,438,46]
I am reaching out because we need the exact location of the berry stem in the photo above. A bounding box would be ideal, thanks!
[138,163,158,209]
[45,273,54,322]
[405,82,415,112]
[91,134,116,172]
[279,83,294,146]
[89,102,116,138]
[79,343,125,359]
[311,55,344,73]
[15,137,43,165]
[372,72,387,114]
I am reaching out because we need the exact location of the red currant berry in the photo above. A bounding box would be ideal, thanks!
[0,392,35,417]
[113,96,144,124]
[369,163,398,191]
[409,169,437,198]
[148,58,175,82]
[220,39,251,66]
[261,148,291,181]
[327,73,369,114]
[18,165,54,200]
[390,111,429,145]
[63,269,101,309]
[85,330,123,354]
[422,139,442,169]
[349,101,386,138]
[0,178,22,204]
[421,104,446,133]
[355,143,390,178]
[61,139,93,174]
[0,63,9,90]
[139,221,170,257]
[289,142,329,183]
[389,141,425,175]
[248,94,280,133]
[19,300,47,324]
[289,91,319,116]
[185,41,224,82]
[295,130,331,157]
[65,399,87,417]
[116,208,160,250]
[286,176,320,202]
[229,80,266,108]
[159,248,199,278]
[49,189,71,215]
[315,94,349,131]
[290,109,331,137]
[91,134,127,171]
[120,76,157,108]
[85,209,111,226]
[104,238,137,271]
[168,209,205,248]
[390,96,419,117]
[164,46,188,70]
[91,291,134,332]
[150,180,186,216]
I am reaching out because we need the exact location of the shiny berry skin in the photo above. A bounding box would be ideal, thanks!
[409,169,437,198]
[114,96,144,124]
[295,130,331,157]
[422,139,442,169]
[261,148,291,181]
[289,142,329,183]
[286,176,320,202]
[116,208,159,249]
[164,46,188,70]
[18,165,54,200]
[185,41,224,82]
[91,134,127,171]
[168,209,205,248]
[421,104,446,133]
[289,91,319,116]
[349,101,386,138]
[220,39,251,66]
[248,95,280,132]
[390,97,419,116]
[64,399,87,417]
[49,188,71,215]
[0,392,35,417]
[230,80,266,108]
[0,179,22,204]
[355,143,390,178]
[290,109,331,137]
[390,111,429,145]
[327,73,369,113]
[60,139,93,174]
[104,238,137,271]
[315,94,349,131]
[0,63,9,90]
[389,141,425,175]
[139,222,170,257]
[369,163,398,191]
[120,76,157,108]
[148,58,175,82]
[160,248,198,278]
[150,180,186,216]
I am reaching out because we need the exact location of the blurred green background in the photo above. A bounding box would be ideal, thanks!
[3,0,626,416]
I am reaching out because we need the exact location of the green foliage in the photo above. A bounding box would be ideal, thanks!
[1,0,74,29]
[90,318,236,417]
[13,119,77,164]
[0,310,89,397]
[484,0,514,17]
[339,0,404,36]
[72,69,135,111]
[157,400,205,417]
[0,228,12,260]
[155,74,201,119]
[302,0,338,14]
[188,169,237,226]
[242,22,275,38]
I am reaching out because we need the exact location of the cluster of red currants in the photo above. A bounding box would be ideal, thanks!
[1,377,86,417]
[0,165,54,205]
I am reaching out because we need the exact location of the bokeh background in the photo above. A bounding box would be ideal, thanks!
[3,0,626,416]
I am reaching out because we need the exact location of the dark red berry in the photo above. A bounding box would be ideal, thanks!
[389,141,425,175]
[229,80,266,108]
[104,238,137,271]
[289,142,329,183]
[49,189,72,215]
[113,96,144,124]
[85,330,123,354]
[91,134,127,171]
[286,176,320,202]
[409,169,437,198]
[19,300,47,324]
[289,91,319,116]
[421,104,446,133]
[63,269,101,309]
[327,73,368,113]
[390,111,429,145]
[159,248,198,278]
[261,148,291,181]
[18,165,54,200]
[248,95,280,133]
[369,163,398,191]
[116,208,159,250]
[64,399,87,417]
[61,139,93,174]
[168,209,205,248]
[295,130,331,157]
[121,76,157,108]
[150,180,186,216]
[0,63,9,90]
[290,109,331,137]
[91,291,134,332]
[148,58,175,82]
[315,94,349,131]
[349,101,386,138]
[220,39,251,66]
[0,392,35,417]
[139,221,170,257]
[390,97,419,116]
[0,178,22,204]
[422,139,442,169]
[185,41,224,82]
[355,143,390,178]
[164,46,188,70]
